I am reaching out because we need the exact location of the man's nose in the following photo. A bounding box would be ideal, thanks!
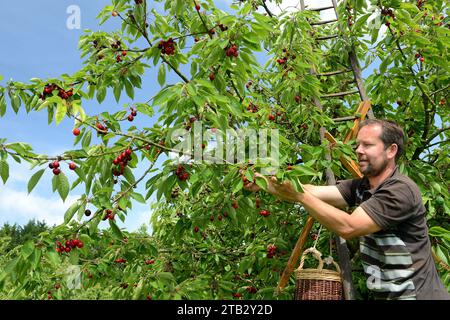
[355,145,363,155]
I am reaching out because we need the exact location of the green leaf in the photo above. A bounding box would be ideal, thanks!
[64,201,81,224]
[122,167,135,184]
[11,94,21,113]
[0,94,6,117]
[124,79,135,100]
[429,227,450,241]
[27,169,45,193]
[232,178,244,194]
[130,192,146,204]
[109,219,124,239]
[96,86,107,104]
[46,251,61,266]
[158,63,166,87]
[113,83,122,102]
[21,241,35,258]
[55,101,67,125]
[0,160,9,184]
[53,172,70,201]
[255,176,268,190]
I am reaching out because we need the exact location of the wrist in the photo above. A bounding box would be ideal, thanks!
[296,190,306,203]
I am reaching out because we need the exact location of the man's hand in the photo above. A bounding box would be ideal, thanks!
[244,173,303,203]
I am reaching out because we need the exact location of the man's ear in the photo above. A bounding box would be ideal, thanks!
[387,143,398,160]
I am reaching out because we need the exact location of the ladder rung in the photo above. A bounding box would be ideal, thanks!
[333,116,358,122]
[310,19,338,26]
[321,90,359,98]
[317,69,352,76]
[308,5,334,11]
[315,34,338,40]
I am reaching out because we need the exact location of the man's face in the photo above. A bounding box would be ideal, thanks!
[355,125,391,177]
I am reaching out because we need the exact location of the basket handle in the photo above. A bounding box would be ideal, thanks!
[296,248,342,274]
[296,247,323,272]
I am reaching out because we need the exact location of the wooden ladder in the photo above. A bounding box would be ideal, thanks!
[276,0,375,299]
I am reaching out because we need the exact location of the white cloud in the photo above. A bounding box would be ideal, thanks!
[266,0,337,20]
[0,186,79,226]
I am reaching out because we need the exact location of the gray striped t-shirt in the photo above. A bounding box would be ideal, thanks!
[336,167,449,300]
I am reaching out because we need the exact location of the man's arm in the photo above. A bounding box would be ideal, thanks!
[244,174,381,239]
[302,184,348,209]
[297,191,381,240]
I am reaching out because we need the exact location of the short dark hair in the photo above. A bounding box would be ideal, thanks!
[358,119,405,162]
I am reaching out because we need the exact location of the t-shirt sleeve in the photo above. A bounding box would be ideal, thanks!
[359,180,416,230]
[336,179,357,207]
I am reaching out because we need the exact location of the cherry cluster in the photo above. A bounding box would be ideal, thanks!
[116,50,127,63]
[225,44,238,57]
[266,244,277,258]
[259,209,270,217]
[49,160,76,175]
[175,164,190,181]
[158,38,176,55]
[112,148,133,177]
[40,83,74,101]
[246,102,258,113]
[381,8,395,19]
[96,122,108,134]
[415,52,425,62]
[218,23,228,32]
[276,48,292,65]
[127,107,137,122]
[103,209,115,220]
[246,286,257,294]
[55,238,84,254]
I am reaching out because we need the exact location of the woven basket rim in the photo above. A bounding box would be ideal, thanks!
[296,268,342,282]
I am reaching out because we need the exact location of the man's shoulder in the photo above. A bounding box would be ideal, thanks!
[386,171,421,194]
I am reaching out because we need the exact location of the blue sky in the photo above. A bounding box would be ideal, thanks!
[0,0,157,231]
[0,0,373,232]
[0,0,238,232]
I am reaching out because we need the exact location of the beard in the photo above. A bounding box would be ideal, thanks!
[359,157,389,177]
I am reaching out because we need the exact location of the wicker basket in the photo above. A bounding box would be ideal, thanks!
[295,247,343,300]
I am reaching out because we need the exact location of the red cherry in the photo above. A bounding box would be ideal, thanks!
[69,162,77,170]
[128,115,134,122]
[195,3,201,11]
[73,128,80,136]
[209,73,215,81]
[210,215,215,221]
[52,168,61,175]
[419,57,424,62]
[76,241,84,248]
[121,50,127,56]
[112,11,118,17]
[194,226,199,233]
[295,95,301,103]
[65,247,71,253]
[145,259,155,265]
[232,201,238,209]
[268,114,275,121]
[52,160,60,168]
[218,214,223,221]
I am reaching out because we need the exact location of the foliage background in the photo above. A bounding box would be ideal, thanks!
[0,0,448,299]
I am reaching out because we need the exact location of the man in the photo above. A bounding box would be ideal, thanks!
[245,119,449,300]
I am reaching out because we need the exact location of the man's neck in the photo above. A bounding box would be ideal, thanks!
[367,164,397,190]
